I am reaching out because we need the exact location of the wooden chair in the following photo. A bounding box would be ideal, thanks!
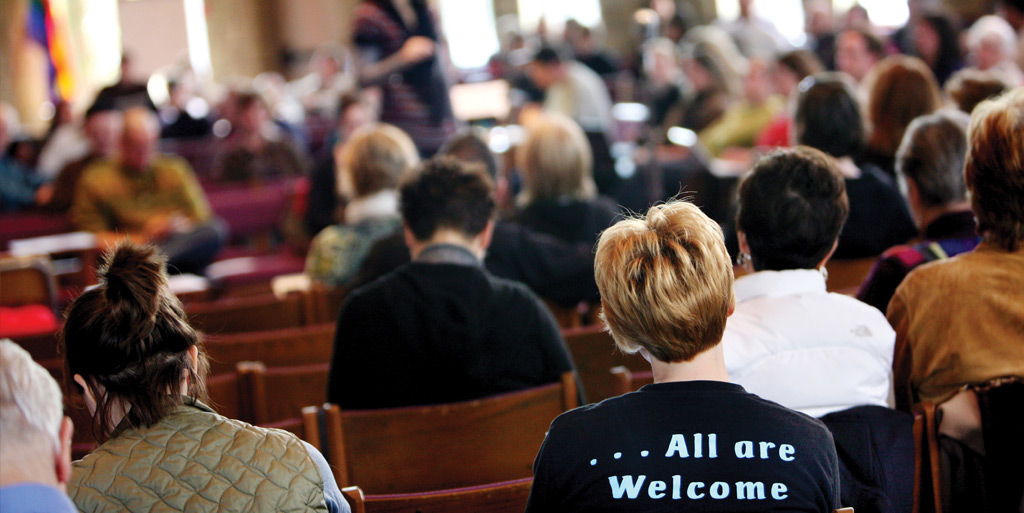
[303,372,578,494]
[610,365,654,397]
[203,323,335,375]
[543,299,582,329]
[0,254,59,311]
[912,377,1024,513]
[240,361,330,435]
[206,370,248,422]
[185,292,311,334]
[563,324,647,403]
[308,284,348,324]
[825,257,877,296]
[340,478,533,513]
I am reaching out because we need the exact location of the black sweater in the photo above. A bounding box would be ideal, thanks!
[327,260,575,409]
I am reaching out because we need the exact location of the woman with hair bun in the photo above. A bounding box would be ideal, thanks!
[62,242,347,513]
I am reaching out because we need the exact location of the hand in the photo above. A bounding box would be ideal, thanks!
[34,184,54,206]
[398,36,435,65]
[142,216,174,241]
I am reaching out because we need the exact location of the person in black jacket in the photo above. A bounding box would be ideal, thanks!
[327,158,575,409]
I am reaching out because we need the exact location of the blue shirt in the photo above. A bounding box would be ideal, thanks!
[0,483,78,513]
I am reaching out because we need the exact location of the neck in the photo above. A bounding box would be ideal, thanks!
[647,343,731,384]
[835,156,862,179]
[0,448,58,489]
[916,202,971,231]
[408,230,484,260]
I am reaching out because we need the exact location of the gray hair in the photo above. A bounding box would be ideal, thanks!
[896,110,971,208]
[0,339,63,453]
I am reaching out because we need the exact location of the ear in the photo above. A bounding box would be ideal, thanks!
[477,220,496,252]
[737,231,751,256]
[188,345,199,373]
[403,222,423,259]
[817,238,839,269]
[55,416,74,490]
[73,374,97,416]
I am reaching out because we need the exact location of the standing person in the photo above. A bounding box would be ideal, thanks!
[71,107,227,274]
[350,0,456,157]
[327,158,575,409]
[62,243,348,513]
[525,201,841,512]
[0,340,77,513]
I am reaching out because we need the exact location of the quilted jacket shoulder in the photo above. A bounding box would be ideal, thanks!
[69,401,328,513]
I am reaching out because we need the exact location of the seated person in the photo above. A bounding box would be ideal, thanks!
[794,74,917,258]
[510,113,621,246]
[0,104,50,212]
[62,243,347,513]
[70,107,226,274]
[722,146,895,418]
[45,100,121,213]
[888,88,1024,411]
[525,200,840,512]
[0,340,77,513]
[327,158,575,409]
[213,90,307,183]
[352,131,599,306]
[306,123,417,287]
[858,111,979,313]
[698,57,784,157]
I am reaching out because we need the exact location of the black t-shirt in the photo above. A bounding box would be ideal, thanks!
[526,381,841,513]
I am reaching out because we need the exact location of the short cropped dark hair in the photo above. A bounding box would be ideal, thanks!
[737,146,850,271]
[896,110,970,208]
[532,45,564,65]
[400,157,496,241]
[795,73,863,158]
[439,132,498,179]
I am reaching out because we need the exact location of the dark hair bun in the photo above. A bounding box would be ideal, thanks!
[99,242,169,350]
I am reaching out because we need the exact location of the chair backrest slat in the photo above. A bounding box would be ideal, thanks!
[341,478,533,513]
[203,323,335,375]
[564,325,647,402]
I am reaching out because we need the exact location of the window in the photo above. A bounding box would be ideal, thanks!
[438,0,500,69]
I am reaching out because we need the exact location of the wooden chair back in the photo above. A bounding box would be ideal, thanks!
[0,255,58,310]
[305,372,578,494]
[240,361,330,430]
[8,331,60,362]
[185,293,310,334]
[206,370,247,422]
[203,323,335,375]
[341,478,533,513]
[544,300,582,329]
[610,366,654,397]
[825,257,877,295]
[563,324,648,402]
[308,284,348,324]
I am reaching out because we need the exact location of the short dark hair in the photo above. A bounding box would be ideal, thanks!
[439,132,498,179]
[400,157,496,241]
[60,243,207,441]
[737,146,850,271]
[896,110,970,208]
[840,27,885,58]
[776,49,824,81]
[944,69,1012,115]
[532,45,564,65]
[795,73,863,158]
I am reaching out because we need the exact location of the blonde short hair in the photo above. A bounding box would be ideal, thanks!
[595,201,735,363]
[336,123,419,199]
[516,113,595,202]
[965,88,1024,251]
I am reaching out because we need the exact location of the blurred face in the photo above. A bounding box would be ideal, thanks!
[682,58,712,91]
[772,64,801,97]
[121,124,157,170]
[339,103,371,142]
[836,31,878,82]
[913,20,940,65]
[971,36,1004,70]
[527,62,559,89]
[237,103,268,134]
[744,59,772,103]
[86,112,122,157]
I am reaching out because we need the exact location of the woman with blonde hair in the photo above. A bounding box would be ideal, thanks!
[306,123,418,286]
[511,113,620,245]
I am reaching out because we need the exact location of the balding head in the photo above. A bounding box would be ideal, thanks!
[120,107,159,170]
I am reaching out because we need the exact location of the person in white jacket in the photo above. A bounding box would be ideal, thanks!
[722,146,895,418]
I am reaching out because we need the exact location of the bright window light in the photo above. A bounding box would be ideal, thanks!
[183,0,212,80]
[439,0,500,69]
[516,0,603,33]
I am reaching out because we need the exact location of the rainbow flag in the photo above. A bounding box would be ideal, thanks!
[26,0,75,101]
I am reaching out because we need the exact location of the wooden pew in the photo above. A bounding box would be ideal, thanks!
[185,293,311,335]
[610,365,655,397]
[303,372,578,494]
[825,257,877,296]
[341,478,533,513]
[563,324,648,403]
[240,361,330,435]
[203,323,335,375]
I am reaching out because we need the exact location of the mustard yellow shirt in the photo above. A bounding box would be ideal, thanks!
[71,155,212,234]
[698,95,784,157]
